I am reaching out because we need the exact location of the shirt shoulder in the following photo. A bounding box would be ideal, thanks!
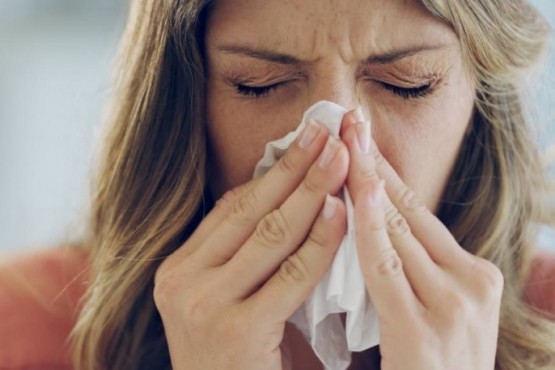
[0,246,90,369]
[524,249,555,318]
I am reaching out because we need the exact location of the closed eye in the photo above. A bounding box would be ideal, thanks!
[378,82,433,99]
[234,81,434,100]
[235,82,284,98]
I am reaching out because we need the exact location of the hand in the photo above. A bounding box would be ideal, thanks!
[341,109,503,370]
[153,120,349,370]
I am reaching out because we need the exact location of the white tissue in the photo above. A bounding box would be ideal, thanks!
[253,101,380,370]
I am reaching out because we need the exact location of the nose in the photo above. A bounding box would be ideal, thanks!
[307,71,370,117]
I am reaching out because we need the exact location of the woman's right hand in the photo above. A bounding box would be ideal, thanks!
[154,120,349,370]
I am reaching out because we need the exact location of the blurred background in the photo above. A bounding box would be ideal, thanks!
[0,0,127,252]
[0,0,554,253]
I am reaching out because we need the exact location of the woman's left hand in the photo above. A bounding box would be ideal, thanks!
[341,109,503,370]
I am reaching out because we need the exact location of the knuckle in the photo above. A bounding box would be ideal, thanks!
[277,150,298,174]
[153,262,184,310]
[278,254,310,284]
[355,167,379,182]
[231,190,259,223]
[216,185,250,212]
[443,290,472,319]
[301,175,321,195]
[367,249,404,278]
[254,209,290,247]
[383,202,398,222]
[398,186,426,212]
[305,229,329,250]
[371,145,386,165]
[471,258,505,300]
[384,205,410,236]
[215,191,237,213]
[154,278,204,322]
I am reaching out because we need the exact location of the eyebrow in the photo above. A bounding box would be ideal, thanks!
[217,45,301,65]
[366,45,448,64]
[216,44,448,65]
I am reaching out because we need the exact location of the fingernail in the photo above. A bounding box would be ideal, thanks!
[368,180,385,208]
[298,119,320,149]
[318,136,340,168]
[355,121,370,154]
[352,106,365,123]
[323,194,337,220]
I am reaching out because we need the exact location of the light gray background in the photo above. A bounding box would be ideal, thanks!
[0,0,554,253]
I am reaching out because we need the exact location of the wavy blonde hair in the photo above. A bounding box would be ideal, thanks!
[70,0,555,369]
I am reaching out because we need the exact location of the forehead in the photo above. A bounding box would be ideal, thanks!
[206,0,458,61]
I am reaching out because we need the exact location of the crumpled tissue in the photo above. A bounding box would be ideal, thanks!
[253,101,380,370]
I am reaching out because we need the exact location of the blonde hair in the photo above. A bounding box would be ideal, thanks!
[71,0,555,369]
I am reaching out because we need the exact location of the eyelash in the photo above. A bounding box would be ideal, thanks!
[379,82,433,99]
[235,83,283,98]
[234,81,433,100]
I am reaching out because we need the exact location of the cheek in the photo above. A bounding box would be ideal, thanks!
[206,71,475,208]
[206,91,304,195]
[373,79,473,211]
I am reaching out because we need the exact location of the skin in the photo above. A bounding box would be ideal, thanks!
[204,0,475,212]
[153,0,504,369]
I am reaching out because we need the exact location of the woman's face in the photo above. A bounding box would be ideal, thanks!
[204,0,475,212]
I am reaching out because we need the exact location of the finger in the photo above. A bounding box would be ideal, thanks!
[342,108,468,266]
[341,108,379,196]
[177,180,259,261]
[370,137,470,266]
[245,195,347,322]
[192,120,332,267]
[340,107,360,138]
[221,138,349,299]
[354,178,421,319]
[342,117,442,303]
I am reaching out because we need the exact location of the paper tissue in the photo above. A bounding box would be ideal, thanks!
[253,101,380,370]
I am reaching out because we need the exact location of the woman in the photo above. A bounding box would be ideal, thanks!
[1,0,555,369]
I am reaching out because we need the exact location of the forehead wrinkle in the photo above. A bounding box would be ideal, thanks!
[207,0,461,70]
[302,5,454,67]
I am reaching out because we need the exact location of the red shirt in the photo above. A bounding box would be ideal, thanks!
[0,247,553,369]
[0,247,88,369]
